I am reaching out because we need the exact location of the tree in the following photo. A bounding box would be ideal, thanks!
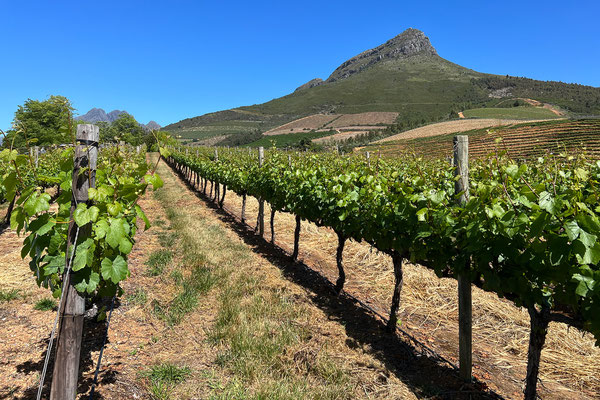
[2,95,74,149]
[105,113,146,145]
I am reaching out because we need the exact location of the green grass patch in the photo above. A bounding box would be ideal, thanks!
[141,363,191,400]
[125,288,148,306]
[34,298,56,311]
[153,218,166,227]
[0,289,20,302]
[157,231,177,248]
[157,265,216,326]
[463,106,559,120]
[145,250,173,276]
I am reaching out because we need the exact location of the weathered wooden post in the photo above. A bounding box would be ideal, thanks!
[50,124,98,399]
[257,147,265,236]
[454,135,472,382]
[366,151,370,167]
[214,148,220,202]
[34,146,40,168]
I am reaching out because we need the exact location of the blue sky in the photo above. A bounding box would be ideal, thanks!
[1,0,599,131]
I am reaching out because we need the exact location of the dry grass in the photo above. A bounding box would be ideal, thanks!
[264,114,338,136]
[264,112,398,136]
[312,131,371,144]
[217,189,600,400]
[324,112,398,128]
[374,119,554,143]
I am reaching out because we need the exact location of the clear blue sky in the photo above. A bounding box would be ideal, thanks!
[1,0,599,131]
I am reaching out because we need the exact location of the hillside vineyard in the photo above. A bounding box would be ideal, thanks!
[165,144,600,399]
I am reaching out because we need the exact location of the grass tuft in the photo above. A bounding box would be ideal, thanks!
[34,298,56,311]
[145,249,173,276]
[125,288,148,306]
[0,289,20,302]
[157,231,177,248]
[158,265,216,327]
[141,363,191,400]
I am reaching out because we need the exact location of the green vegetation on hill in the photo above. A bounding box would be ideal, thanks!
[463,107,560,120]
[244,131,334,148]
[474,75,600,115]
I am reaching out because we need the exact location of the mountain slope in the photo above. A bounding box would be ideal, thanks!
[163,29,600,143]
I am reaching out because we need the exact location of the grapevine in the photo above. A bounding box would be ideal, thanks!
[166,145,600,344]
[0,141,163,298]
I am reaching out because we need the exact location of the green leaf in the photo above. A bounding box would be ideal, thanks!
[28,214,56,237]
[72,238,94,271]
[135,205,150,230]
[579,230,598,249]
[94,219,110,239]
[573,270,595,297]
[3,171,17,201]
[42,254,65,276]
[101,255,128,284]
[505,164,518,179]
[74,271,100,294]
[119,238,133,254]
[538,191,556,215]
[416,208,428,222]
[564,220,581,241]
[530,212,549,237]
[106,218,128,249]
[10,207,26,233]
[144,173,163,189]
[73,203,99,226]
[575,168,589,181]
[107,202,122,216]
[23,192,51,215]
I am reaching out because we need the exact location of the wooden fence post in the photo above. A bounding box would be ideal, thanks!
[257,147,265,236]
[214,148,220,202]
[50,124,98,399]
[34,146,39,168]
[366,151,370,167]
[454,135,472,382]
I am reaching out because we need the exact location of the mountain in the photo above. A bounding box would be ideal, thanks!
[142,121,162,131]
[75,108,109,123]
[163,28,600,143]
[75,108,128,123]
[75,108,161,130]
[107,110,128,122]
[325,28,437,83]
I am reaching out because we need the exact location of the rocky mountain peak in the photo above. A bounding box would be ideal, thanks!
[326,28,437,83]
[295,78,324,92]
[75,108,161,130]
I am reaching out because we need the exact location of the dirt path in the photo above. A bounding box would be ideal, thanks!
[520,98,564,116]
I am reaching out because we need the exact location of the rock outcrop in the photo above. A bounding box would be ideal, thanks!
[326,28,437,83]
[295,78,324,92]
